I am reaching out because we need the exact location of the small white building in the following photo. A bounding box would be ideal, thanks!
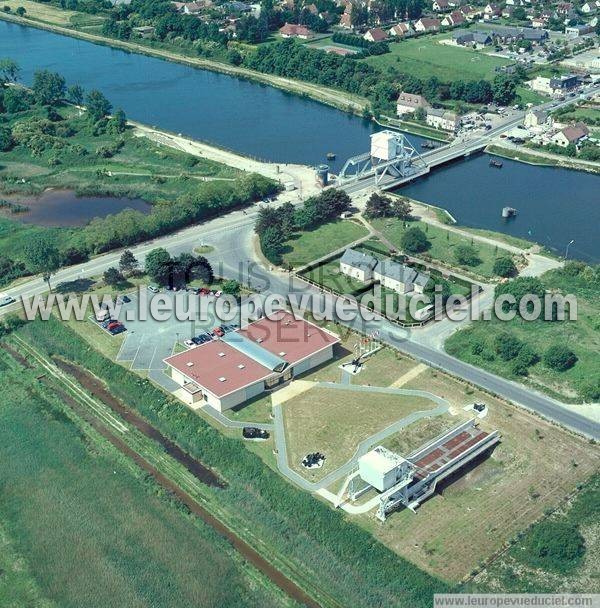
[426,108,460,132]
[339,248,379,282]
[358,446,413,492]
[524,109,552,129]
[397,92,431,116]
[374,260,430,294]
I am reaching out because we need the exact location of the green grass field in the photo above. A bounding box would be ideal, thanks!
[445,264,600,402]
[371,218,518,279]
[362,34,511,82]
[282,220,368,268]
[0,349,289,608]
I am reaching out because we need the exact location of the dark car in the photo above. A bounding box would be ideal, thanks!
[110,325,126,335]
[118,295,131,304]
[242,427,270,440]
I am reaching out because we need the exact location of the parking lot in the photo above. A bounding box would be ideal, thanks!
[113,290,217,387]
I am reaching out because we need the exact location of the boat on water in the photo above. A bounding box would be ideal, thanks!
[326,152,336,160]
[421,141,437,149]
[489,159,503,168]
[502,206,517,218]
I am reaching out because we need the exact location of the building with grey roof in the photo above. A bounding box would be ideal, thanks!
[340,248,379,282]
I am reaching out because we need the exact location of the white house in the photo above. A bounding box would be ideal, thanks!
[374,260,430,294]
[551,124,589,147]
[414,17,441,32]
[389,22,414,37]
[426,108,461,131]
[364,27,388,42]
[524,109,552,128]
[397,92,431,115]
[340,248,379,282]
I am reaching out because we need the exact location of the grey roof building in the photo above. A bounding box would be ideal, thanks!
[340,249,378,272]
[375,260,418,285]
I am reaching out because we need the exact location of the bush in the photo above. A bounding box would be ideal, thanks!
[454,244,481,267]
[493,256,517,278]
[511,344,539,376]
[544,344,577,372]
[579,378,600,402]
[494,331,522,361]
[520,520,585,573]
[401,227,430,254]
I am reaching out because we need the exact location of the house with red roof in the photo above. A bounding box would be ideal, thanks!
[279,22,315,38]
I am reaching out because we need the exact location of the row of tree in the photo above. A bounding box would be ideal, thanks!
[255,189,351,265]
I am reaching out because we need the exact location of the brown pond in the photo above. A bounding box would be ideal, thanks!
[2,189,151,227]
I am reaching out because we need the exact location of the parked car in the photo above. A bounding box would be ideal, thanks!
[117,295,131,304]
[214,290,223,297]
[0,295,15,307]
[184,339,196,348]
[109,325,126,335]
[213,327,224,337]
[147,285,159,293]
[242,427,270,440]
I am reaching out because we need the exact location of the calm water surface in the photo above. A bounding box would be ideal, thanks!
[1,21,598,261]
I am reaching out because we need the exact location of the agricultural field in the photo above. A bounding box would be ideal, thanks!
[1,0,81,26]
[0,348,291,608]
[281,219,368,268]
[371,217,519,279]
[362,34,511,82]
[446,263,600,402]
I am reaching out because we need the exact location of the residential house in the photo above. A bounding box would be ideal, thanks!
[460,5,482,20]
[551,123,589,147]
[483,3,501,18]
[339,249,378,282]
[279,22,314,38]
[527,75,553,94]
[581,1,599,14]
[550,73,579,93]
[373,260,430,294]
[414,17,441,31]
[531,12,550,28]
[555,2,575,18]
[389,22,414,37]
[364,27,388,41]
[432,0,449,11]
[565,24,595,36]
[524,109,552,128]
[426,108,461,131]
[396,92,432,115]
[441,10,466,26]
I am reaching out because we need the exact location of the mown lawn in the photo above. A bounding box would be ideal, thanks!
[372,217,517,278]
[282,220,368,268]
[0,350,288,608]
[362,34,510,82]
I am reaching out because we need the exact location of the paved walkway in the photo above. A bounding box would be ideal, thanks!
[391,363,427,388]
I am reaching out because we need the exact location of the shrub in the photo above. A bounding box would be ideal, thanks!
[544,344,577,371]
[401,227,430,254]
[454,244,481,267]
[494,331,522,361]
[520,521,585,573]
[511,344,539,376]
[493,256,517,278]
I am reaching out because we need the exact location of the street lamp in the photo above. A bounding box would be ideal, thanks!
[565,239,574,260]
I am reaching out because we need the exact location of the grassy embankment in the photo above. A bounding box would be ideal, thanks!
[0,347,293,608]
[446,263,600,403]
[9,317,451,607]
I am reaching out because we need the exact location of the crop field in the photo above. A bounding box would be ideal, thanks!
[0,348,290,608]
[282,385,437,480]
[360,365,599,582]
[362,35,510,82]
[1,0,79,25]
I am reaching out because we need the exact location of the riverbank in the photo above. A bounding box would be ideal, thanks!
[378,115,451,143]
[486,141,600,175]
[0,12,368,115]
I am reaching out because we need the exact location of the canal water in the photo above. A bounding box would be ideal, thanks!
[1,20,598,261]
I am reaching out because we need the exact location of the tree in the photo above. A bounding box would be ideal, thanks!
[493,256,517,278]
[494,331,522,361]
[391,198,412,220]
[0,58,19,84]
[103,266,125,286]
[32,70,66,106]
[86,89,112,122]
[15,5,25,16]
[67,84,84,106]
[3,86,32,113]
[145,247,172,286]
[22,236,60,291]
[365,192,391,218]
[511,344,539,376]
[401,227,430,254]
[227,49,243,66]
[454,244,481,267]
[413,107,426,122]
[492,74,517,106]
[119,249,139,275]
[495,276,545,313]
[0,124,12,151]
[221,279,241,297]
[260,225,285,265]
[544,344,577,371]
[108,108,127,134]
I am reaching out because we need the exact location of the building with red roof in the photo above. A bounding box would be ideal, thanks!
[164,312,339,411]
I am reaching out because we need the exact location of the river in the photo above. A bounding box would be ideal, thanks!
[1,20,598,262]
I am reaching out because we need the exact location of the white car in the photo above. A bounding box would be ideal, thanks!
[214,290,223,297]
[0,295,16,307]
[184,339,197,348]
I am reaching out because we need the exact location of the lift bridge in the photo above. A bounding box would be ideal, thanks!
[338,130,430,191]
